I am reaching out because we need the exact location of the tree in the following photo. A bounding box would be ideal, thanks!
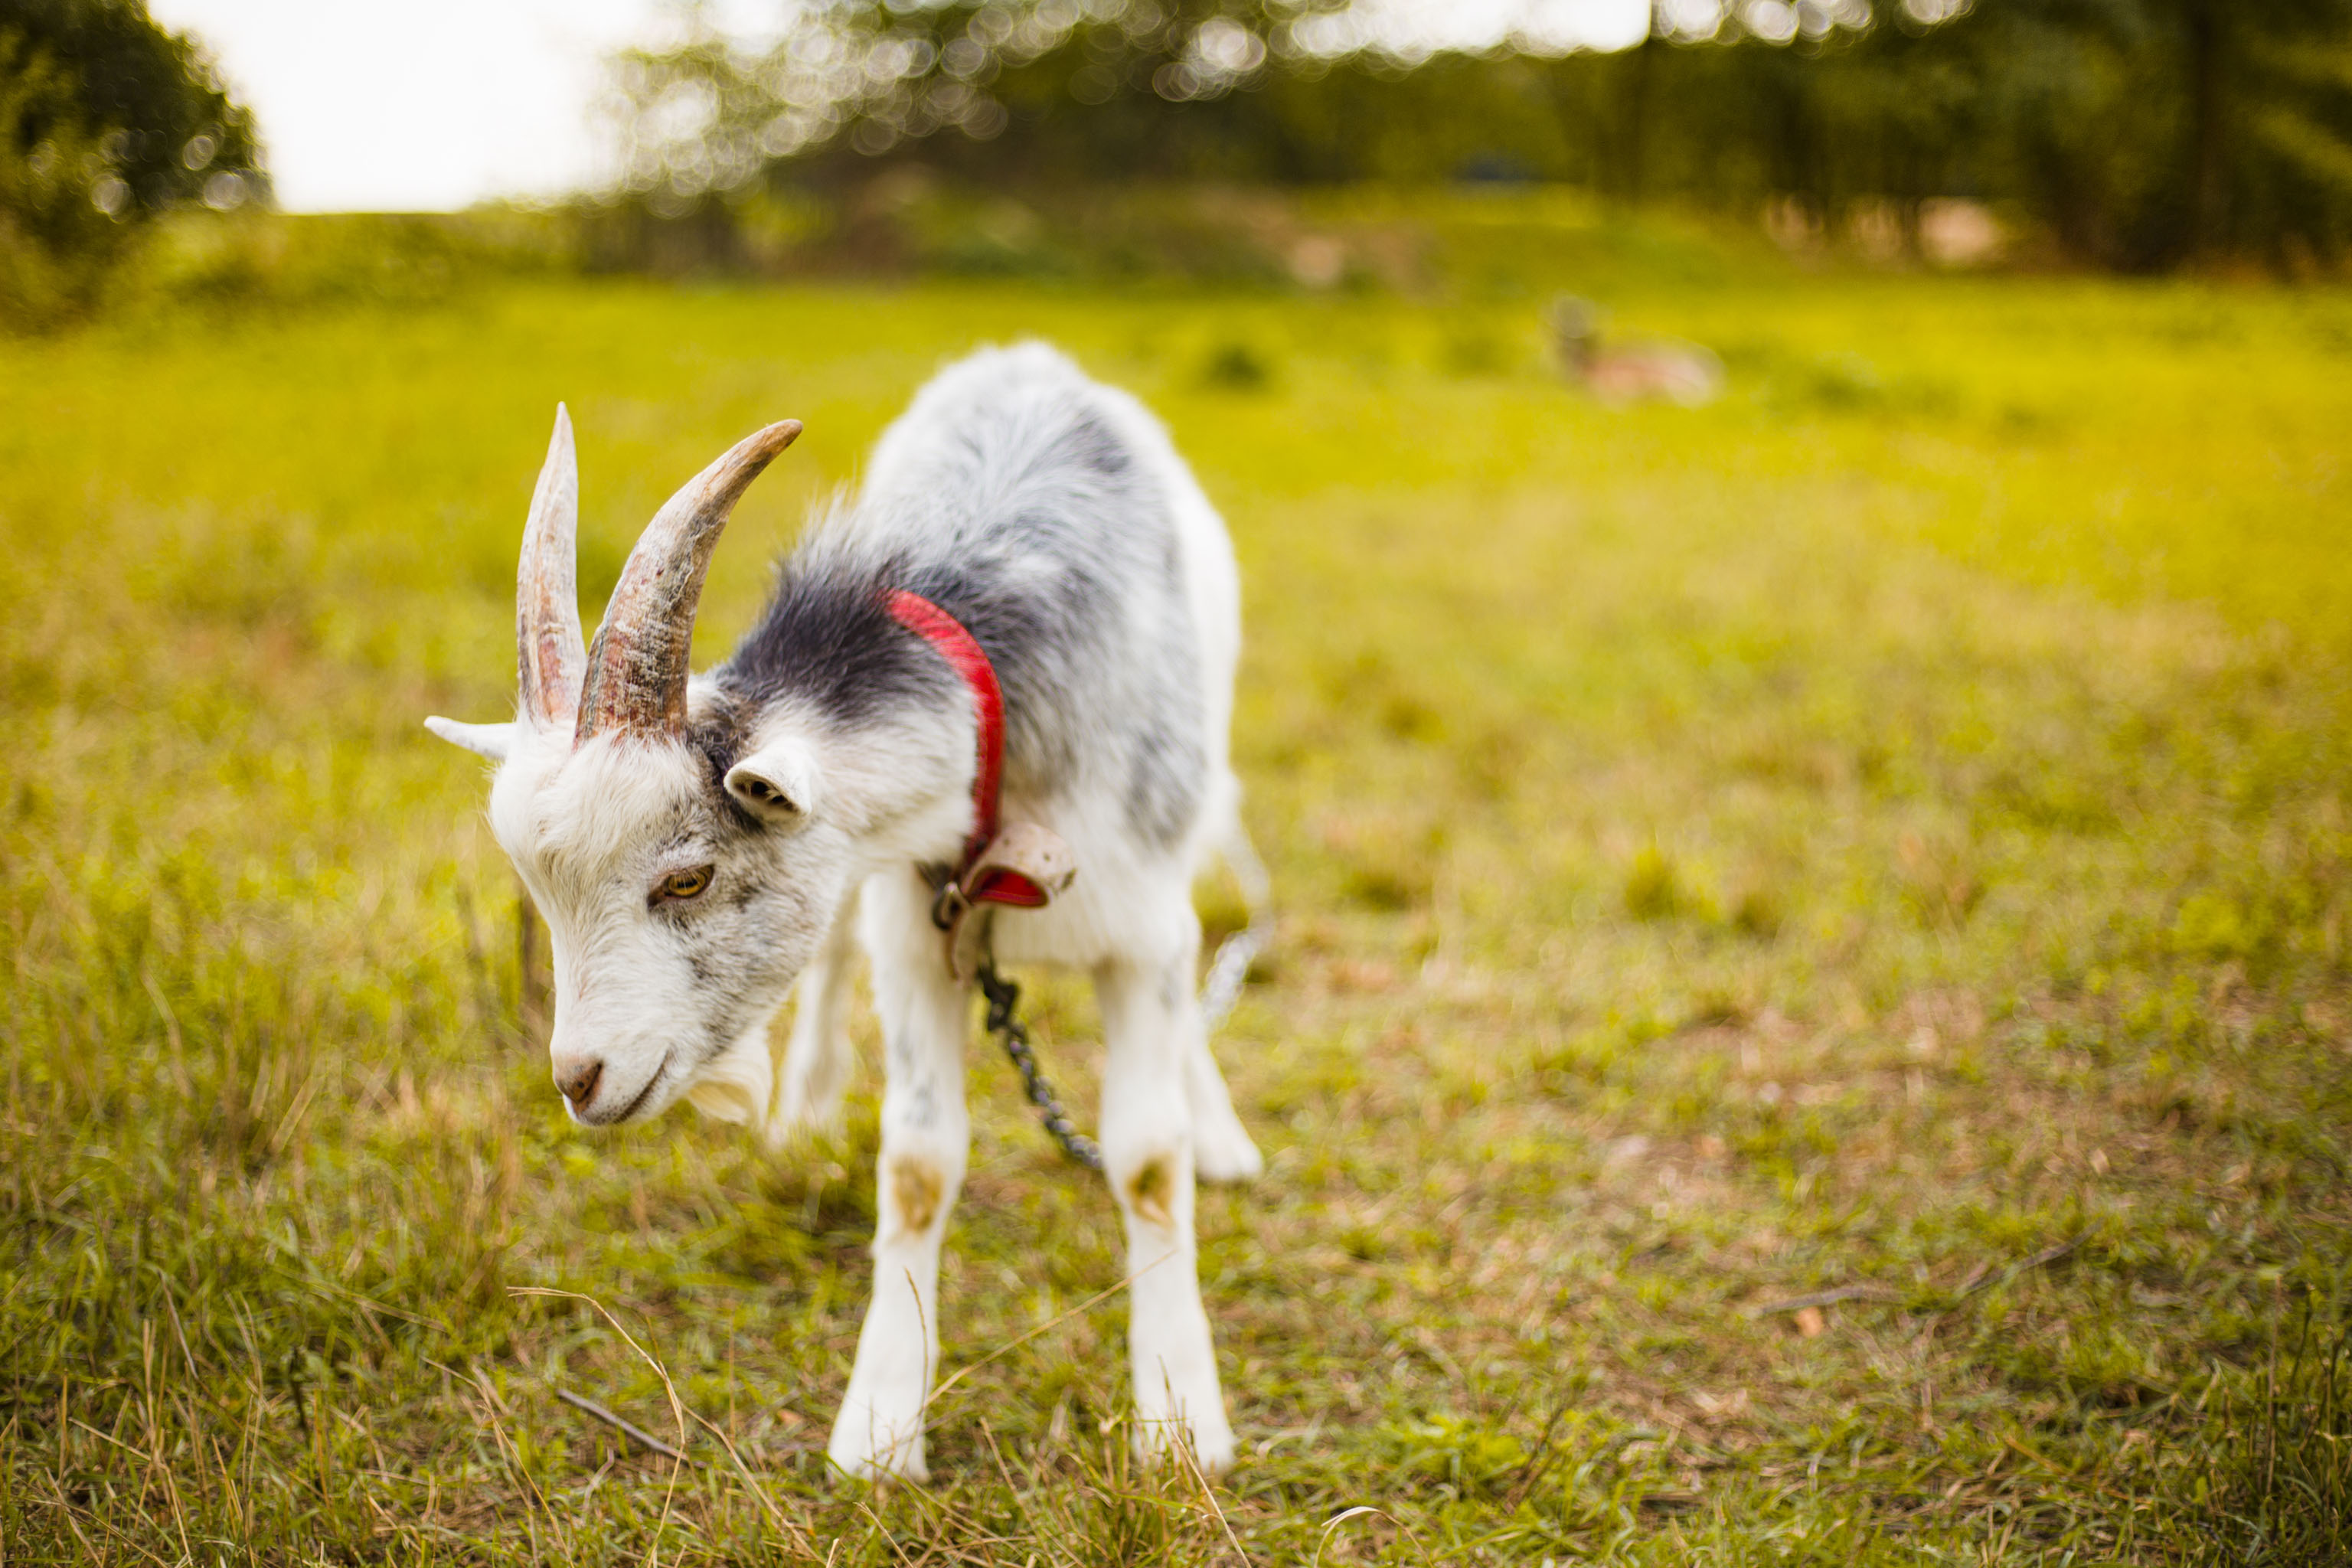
[599,0,2352,273]
[0,0,263,325]
[1940,0,2352,268]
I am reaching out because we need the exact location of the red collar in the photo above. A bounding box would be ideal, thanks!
[886,590,1047,908]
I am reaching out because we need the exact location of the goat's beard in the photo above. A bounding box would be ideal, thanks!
[681,1018,780,1126]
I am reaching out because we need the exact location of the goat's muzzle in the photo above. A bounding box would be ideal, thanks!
[554,1057,603,1112]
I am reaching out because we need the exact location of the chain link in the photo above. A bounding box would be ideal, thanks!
[977,910,1270,1173]
[975,959,1103,1173]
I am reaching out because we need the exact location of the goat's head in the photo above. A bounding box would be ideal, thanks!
[426,408,838,1128]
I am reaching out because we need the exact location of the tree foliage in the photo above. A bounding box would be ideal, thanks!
[0,0,263,325]
[605,0,2352,271]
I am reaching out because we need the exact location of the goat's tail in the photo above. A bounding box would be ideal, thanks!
[1197,797,1272,1034]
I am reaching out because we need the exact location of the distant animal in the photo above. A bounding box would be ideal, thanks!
[424,345,1265,1479]
[1547,296,1724,407]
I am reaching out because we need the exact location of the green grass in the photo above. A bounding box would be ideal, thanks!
[2,244,2350,1563]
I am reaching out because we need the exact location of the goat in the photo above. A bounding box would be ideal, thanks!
[1547,296,1725,407]
[425,344,1263,1479]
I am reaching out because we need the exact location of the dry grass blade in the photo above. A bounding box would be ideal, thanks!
[508,1285,691,1547]
[1313,1504,1435,1568]
[554,1387,694,1464]
[921,1249,1174,1426]
[1957,1234,2088,1302]
[1745,1284,1906,1317]
[1165,1406,1251,1565]
[686,1403,822,1557]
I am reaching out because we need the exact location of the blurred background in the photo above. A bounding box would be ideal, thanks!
[8,0,2352,323]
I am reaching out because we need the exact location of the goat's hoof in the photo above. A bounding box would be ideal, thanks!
[1191,1119,1263,1184]
[826,1413,928,1484]
[1135,1414,1237,1477]
[826,1444,929,1485]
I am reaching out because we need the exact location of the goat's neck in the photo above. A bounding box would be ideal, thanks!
[786,686,978,874]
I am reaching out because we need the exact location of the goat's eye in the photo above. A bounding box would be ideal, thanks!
[655,866,714,903]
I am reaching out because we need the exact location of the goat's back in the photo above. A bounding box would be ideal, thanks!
[753,344,1238,861]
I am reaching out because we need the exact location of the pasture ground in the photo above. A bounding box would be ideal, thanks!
[3,224,2351,1563]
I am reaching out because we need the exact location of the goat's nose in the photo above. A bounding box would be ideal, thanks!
[553,1057,603,1111]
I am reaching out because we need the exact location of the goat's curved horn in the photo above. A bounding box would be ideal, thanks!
[575,420,802,743]
[518,404,586,731]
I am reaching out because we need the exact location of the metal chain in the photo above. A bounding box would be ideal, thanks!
[972,808,1272,1176]
[975,958,1103,1173]
[978,911,1272,1174]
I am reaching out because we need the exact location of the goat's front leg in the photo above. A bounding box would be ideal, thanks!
[764,884,861,1149]
[828,880,968,1482]
[1096,942,1237,1475]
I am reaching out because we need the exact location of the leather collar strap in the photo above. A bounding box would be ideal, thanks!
[885,590,1048,910]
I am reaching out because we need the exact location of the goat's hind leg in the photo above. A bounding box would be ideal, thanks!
[1187,812,1264,1182]
[763,885,861,1150]
[1184,1028,1262,1183]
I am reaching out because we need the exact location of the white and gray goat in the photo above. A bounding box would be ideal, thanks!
[426,345,1263,1478]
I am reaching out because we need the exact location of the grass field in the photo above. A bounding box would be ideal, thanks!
[3,220,2351,1563]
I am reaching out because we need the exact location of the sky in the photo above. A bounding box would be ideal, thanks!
[147,0,1651,214]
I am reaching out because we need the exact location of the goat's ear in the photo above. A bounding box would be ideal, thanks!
[424,715,516,761]
[724,734,821,827]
